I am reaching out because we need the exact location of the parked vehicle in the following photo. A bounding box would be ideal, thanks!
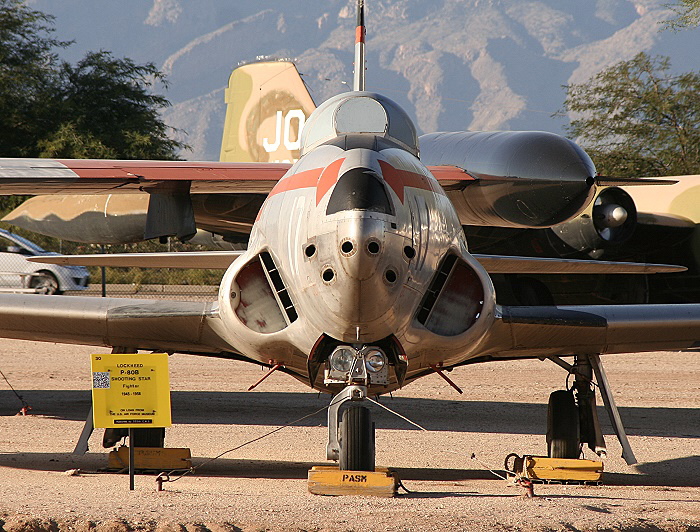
[0,229,90,294]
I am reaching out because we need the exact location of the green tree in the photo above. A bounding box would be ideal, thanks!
[0,0,185,160]
[40,51,184,160]
[561,53,700,178]
[0,0,187,215]
[0,0,68,156]
[662,0,700,30]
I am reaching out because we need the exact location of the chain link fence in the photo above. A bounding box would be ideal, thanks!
[0,223,223,301]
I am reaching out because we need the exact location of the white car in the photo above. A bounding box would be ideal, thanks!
[0,229,90,295]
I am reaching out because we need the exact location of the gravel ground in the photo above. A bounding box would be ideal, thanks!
[1,339,699,531]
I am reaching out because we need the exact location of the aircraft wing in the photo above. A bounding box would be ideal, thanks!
[30,251,683,274]
[0,158,290,194]
[0,294,224,354]
[472,254,684,274]
[29,251,244,269]
[480,304,700,361]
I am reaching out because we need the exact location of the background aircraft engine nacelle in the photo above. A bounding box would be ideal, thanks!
[420,131,597,228]
[549,187,637,258]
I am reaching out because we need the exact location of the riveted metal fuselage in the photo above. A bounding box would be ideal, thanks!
[211,132,496,392]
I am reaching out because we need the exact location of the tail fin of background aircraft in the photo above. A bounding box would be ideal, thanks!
[219,61,317,164]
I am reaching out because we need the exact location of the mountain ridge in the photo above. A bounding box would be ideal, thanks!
[27,0,700,160]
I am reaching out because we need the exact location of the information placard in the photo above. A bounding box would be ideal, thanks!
[91,353,171,428]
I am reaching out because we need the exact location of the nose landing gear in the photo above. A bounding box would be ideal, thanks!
[326,385,376,471]
[311,384,398,496]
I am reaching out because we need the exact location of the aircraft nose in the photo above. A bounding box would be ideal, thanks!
[309,207,408,337]
[324,215,405,323]
[336,219,386,281]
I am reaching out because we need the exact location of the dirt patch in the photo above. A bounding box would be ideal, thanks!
[1,339,699,531]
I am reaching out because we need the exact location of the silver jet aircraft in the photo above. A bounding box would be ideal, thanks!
[0,0,698,470]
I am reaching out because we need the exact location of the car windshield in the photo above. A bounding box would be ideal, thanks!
[4,233,46,254]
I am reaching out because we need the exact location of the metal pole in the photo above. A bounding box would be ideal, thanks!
[73,405,93,455]
[128,428,135,490]
[353,0,366,91]
[100,244,106,298]
[590,354,637,465]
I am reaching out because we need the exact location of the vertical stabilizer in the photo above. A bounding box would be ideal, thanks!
[220,61,316,163]
[353,0,366,91]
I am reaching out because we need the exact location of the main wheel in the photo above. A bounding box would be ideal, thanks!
[30,271,61,295]
[546,390,580,459]
[339,405,375,471]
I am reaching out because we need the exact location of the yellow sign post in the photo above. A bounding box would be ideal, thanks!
[91,353,171,490]
[91,353,171,429]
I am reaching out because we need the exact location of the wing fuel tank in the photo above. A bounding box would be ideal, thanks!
[421,131,597,228]
[2,194,149,243]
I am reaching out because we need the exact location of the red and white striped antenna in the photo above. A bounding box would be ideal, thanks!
[353,0,366,91]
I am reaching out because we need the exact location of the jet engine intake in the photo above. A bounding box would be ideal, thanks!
[416,254,485,337]
[229,252,297,333]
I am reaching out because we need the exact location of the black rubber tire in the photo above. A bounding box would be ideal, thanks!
[339,405,375,471]
[546,390,580,459]
[30,271,61,295]
[131,428,165,448]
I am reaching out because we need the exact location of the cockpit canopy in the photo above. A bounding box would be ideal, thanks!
[300,92,419,157]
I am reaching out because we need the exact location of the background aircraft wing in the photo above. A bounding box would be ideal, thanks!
[480,304,700,361]
[0,158,290,194]
[0,294,224,354]
[472,254,684,274]
[29,251,243,269]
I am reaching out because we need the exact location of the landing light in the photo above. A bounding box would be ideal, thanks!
[329,346,355,372]
[363,348,386,373]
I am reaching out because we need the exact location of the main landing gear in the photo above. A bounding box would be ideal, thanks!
[327,385,376,471]
[546,354,637,465]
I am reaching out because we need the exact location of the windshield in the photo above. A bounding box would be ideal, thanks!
[3,232,46,254]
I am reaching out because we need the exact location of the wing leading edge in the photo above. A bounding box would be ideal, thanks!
[0,158,290,194]
[481,304,700,361]
[0,294,224,354]
[31,251,684,274]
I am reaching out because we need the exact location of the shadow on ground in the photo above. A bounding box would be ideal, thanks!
[0,452,698,488]
[2,389,698,439]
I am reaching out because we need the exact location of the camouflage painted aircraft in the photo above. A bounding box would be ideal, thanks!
[1,0,699,469]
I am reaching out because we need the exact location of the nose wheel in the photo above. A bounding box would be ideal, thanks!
[339,404,375,471]
[327,385,376,471]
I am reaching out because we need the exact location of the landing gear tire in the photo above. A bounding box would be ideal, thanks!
[547,390,580,459]
[339,404,375,471]
[103,428,127,448]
